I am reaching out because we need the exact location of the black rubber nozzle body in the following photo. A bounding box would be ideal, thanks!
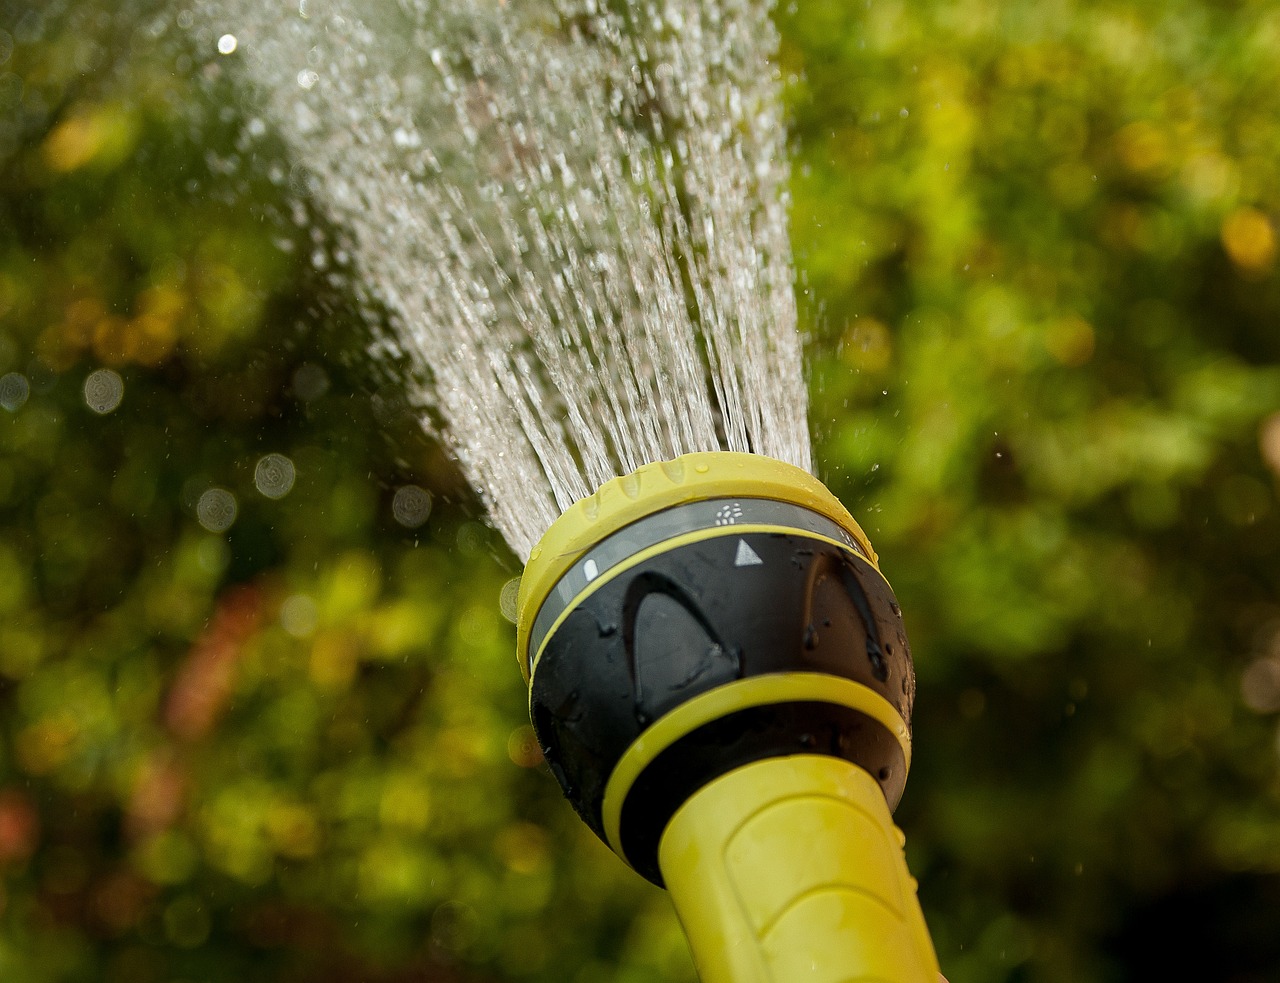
[526,496,914,884]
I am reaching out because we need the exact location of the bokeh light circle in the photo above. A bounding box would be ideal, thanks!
[392,485,432,528]
[499,577,521,624]
[0,372,28,412]
[84,369,124,414]
[254,453,296,499]
[292,363,329,402]
[280,594,318,638]
[196,488,238,532]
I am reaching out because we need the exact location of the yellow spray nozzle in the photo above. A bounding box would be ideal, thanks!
[514,451,938,982]
[515,450,878,683]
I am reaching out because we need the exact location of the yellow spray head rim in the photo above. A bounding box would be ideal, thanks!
[515,450,878,683]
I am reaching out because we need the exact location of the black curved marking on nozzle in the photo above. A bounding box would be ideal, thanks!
[839,560,891,683]
[800,553,892,684]
[622,571,740,722]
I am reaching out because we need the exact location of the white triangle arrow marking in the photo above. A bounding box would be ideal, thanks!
[734,539,763,567]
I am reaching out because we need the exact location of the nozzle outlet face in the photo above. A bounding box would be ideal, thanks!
[527,500,914,883]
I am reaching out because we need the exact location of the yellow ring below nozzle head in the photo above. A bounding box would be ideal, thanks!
[515,451,877,683]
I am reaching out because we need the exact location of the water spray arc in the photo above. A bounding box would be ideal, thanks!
[205,0,943,973]
[517,452,940,982]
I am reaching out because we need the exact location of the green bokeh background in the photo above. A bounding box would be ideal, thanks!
[3,1,1280,981]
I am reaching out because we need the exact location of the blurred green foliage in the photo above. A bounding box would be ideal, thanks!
[1,1,1279,982]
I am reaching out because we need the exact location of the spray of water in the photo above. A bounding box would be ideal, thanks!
[197,0,810,560]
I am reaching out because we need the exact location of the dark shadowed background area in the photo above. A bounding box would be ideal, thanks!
[1,0,1279,981]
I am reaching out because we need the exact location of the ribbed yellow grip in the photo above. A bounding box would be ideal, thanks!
[658,755,939,983]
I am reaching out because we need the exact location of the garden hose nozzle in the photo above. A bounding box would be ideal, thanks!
[516,452,939,983]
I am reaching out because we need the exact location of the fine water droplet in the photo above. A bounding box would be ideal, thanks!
[217,33,237,55]
[392,126,421,149]
[868,647,888,682]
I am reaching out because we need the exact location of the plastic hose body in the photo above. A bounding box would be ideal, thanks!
[659,755,939,983]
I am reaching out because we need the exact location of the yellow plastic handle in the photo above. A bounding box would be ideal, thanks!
[658,755,940,983]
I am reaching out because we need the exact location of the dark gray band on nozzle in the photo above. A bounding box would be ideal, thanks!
[527,496,865,666]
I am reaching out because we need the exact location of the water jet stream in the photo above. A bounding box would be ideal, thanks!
[198,0,809,561]
[200,1,939,979]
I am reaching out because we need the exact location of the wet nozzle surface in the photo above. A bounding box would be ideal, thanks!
[515,452,917,884]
